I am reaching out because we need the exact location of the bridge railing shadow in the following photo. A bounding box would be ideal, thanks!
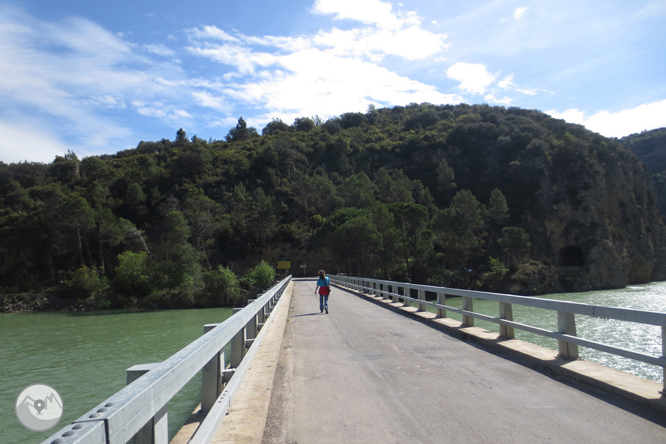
[330,274,666,396]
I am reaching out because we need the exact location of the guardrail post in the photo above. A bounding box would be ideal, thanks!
[246,299,258,342]
[557,311,579,360]
[661,325,666,398]
[436,293,446,318]
[231,308,246,367]
[462,297,474,327]
[201,324,223,414]
[418,289,426,312]
[127,364,168,444]
[382,283,388,300]
[499,302,515,339]
[403,287,411,307]
[258,301,266,324]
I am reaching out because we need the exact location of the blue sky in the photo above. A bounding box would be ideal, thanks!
[1,0,665,163]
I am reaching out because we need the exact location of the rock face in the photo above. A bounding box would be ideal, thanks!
[621,127,666,216]
[524,138,666,291]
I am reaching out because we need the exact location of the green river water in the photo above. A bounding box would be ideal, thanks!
[2,282,666,443]
[1,307,233,444]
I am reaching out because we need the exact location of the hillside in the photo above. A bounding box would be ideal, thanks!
[1,103,665,307]
[621,128,666,215]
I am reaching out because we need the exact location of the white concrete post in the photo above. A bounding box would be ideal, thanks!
[126,364,168,444]
[418,289,426,312]
[557,311,579,360]
[462,297,474,327]
[403,286,411,307]
[436,293,446,318]
[499,302,515,339]
[382,284,388,300]
[231,308,246,368]
[201,324,223,414]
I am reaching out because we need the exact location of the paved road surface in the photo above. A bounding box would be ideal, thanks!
[263,279,666,443]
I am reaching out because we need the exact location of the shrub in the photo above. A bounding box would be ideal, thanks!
[200,266,242,307]
[63,266,106,300]
[113,251,151,298]
[248,260,275,290]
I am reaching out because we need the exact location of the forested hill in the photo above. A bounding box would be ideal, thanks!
[621,128,666,215]
[1,103,665,308]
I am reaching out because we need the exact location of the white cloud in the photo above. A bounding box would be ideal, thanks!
[484,94,512,105]
[312,0,419,30]
[313,26,448,61]
[0,6,200,161]
[0,1,457,161]
[498,74,514,89]
[186,43,278,74]
[514,7,528,20]
[547,100,666,138]
[133,102,192,124]
[188,25,239,42]
[195,47,460,122]
[185,2,454,124]
[144,44,175,57]
[0,119,72,163]
[192,91,232,112]
[446,62,495,94]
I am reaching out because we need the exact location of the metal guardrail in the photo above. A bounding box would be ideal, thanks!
[330,275,666,393]
[43,275,292,444]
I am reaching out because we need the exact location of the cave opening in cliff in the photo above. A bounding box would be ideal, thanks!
[559,245,585,266]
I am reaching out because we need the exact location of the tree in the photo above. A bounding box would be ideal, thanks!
[262,119,292,135]
[113,251,151,297]
[175,128,188,143]
[183,188,228,269]
[387,202,432,282]
[226,117,258,142]
[375,168,414,203]
[436,158,457,192]
[293,117,316,132]
[59,194,96,267]
[498,227,531,268]
[488,188,509,224]
[432,190,486,268]
[338,172,377,208]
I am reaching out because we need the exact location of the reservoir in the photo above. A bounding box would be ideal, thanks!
[1,307,232,444]
[437,281,666,383]
[2,282,665,443]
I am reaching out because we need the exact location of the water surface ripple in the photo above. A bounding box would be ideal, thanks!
[436,282,666,383]
[0,307,232,444]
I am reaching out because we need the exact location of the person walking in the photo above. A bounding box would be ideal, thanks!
[315,270,331,314]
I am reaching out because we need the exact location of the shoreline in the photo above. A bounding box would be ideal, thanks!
[2,278,662,314]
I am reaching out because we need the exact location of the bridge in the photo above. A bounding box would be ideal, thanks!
[43,276,666,444]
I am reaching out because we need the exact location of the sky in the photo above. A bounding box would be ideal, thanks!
[0,0,665,163]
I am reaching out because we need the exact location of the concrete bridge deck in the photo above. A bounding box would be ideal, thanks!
[252,279,666,444]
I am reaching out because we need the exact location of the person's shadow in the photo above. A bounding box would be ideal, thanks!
[291,313,322,317]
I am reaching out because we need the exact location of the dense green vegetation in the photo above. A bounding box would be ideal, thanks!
[0,103,639,307]
[621,128,666,215]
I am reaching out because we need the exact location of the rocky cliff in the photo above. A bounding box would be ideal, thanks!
[513,128,666,292]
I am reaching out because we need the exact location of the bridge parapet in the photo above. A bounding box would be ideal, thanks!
[330,275,666,395]
[42,276,292,444]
